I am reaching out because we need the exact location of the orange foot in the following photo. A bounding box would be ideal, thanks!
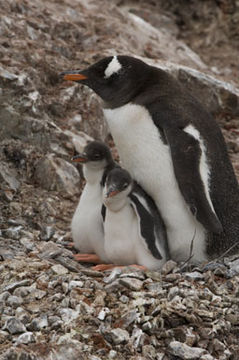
[65,242,74,249]
[91,264,147,271]
[73,253,101,264]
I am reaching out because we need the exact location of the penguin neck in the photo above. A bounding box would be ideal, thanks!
[83,165,105,185]
[106,197,129,212]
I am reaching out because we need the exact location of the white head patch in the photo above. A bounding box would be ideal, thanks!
[104,56,122,78]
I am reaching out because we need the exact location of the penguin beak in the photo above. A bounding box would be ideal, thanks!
[106,186,120,198]
[60,70,88,82]
[71,153,88,163]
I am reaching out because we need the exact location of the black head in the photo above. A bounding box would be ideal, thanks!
[105,168,132,198]
[61,55,155,107]
[72,141,112,164]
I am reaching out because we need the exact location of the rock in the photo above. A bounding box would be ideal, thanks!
[16,331,35,344]
[168,341,207,359]
[6,295,23,308]
[0,291,10,302]
[119,278,143,291]
[4,279,31,292]
[28,315,48,331]
[105,328,130,345]
[3,226,22,240]
[184,271,204,281]
[68,280,84,290]
[34,154,81,196]
[4,317,26,334]
[97,307,110,320]
[58,308,79,324]
[161,260,178,275]
[51,264,69,275]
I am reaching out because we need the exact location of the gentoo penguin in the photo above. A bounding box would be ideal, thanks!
[71,140,116,263]
[99,167,169,270]
[61,55,239,263]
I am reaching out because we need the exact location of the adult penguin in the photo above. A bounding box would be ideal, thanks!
[61,55,239,263]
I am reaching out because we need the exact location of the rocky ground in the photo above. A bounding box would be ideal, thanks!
[0,0,239,359]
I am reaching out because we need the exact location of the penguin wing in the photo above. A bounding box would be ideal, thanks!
[129,186,167,260]
[164,126,223,234]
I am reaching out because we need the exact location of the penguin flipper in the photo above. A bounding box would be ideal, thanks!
[129,186,165,260]
[164,127,223,234]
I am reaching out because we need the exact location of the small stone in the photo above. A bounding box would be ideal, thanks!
[119,295,129,303]
[7,295,23,308]
[165,273,181,281]
[161,260,177,275]
[59,308,79,324]
[103,267,122,283]
[212,338,226,352]
[20,237,35,251]
[16,331,35,344]
[119,278,143,291]
[142,344,157,358]
[4,279,31,292]
[168,341,207,359]
[200,355,215,360]
[109,350,117,359]
[15,307,30,324]
[4,317,26,334]
[0,291,10,302]
[98,307,110,320]
[51,264,69,275]
[28,315,48,331]
[69,280,84,290]
[184,271,204,281]
[168,286,180,300]
[41,226,55,241]
[13,286,31,297]
[106,328,130,345]
[3,226,22,240]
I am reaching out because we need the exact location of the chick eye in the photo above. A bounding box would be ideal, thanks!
[94,154,101,159]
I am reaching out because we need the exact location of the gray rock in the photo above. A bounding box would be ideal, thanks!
[97,307,110,321]
[105,328,130,345]
[7,295,23,308]
[28,315,48,331]
[4,317,26,334]
[58,308,79,324]
[34,154,80,196]
[0,162,20,191]
[16,331,35,344]
[4,279,31,292]
[168,341,207,359]
[15,307,30,324]
[161,260,178,275]
[3,226,22,240]
[119,278,143,291]
[184,271,204,281]
[0,291,10,302]
[51,264,69,275]
[68,280,84,290]
[40,226,55,241]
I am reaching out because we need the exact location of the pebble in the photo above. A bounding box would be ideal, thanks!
[106,328,130,345]
[119,278,143,291]
[0,291,10,302]
[3,226,22,240]
[16,331,35,344]
[7,295,23,308]
[184,271,204,281]
[4,279,31,292]
[168,341,207,359]
[59,308,79,324]
[4,317,26,334]
[28,315,48,331]
[68,280,84,290]
[161,260,178,275]
[51,264,69,275]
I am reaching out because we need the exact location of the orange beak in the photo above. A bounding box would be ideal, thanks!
[71,154,88,163]
[107,190,120,198]
[63,73,88,81]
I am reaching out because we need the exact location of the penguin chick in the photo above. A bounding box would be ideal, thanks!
[71,140,115,263]
[102,168,169,270]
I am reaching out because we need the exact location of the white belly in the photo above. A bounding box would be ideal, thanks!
[71,183,107,261]
[104,104,207,263]
[104,203,164,269]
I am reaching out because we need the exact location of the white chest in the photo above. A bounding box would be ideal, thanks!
[103,103,207,263]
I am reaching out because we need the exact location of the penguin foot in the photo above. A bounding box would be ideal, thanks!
[91,264,147,271]
[65,242,74,249]
[73,253,101,264]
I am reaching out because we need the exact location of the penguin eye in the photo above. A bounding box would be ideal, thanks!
[122,182,128,189]
[94,153,101,159]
